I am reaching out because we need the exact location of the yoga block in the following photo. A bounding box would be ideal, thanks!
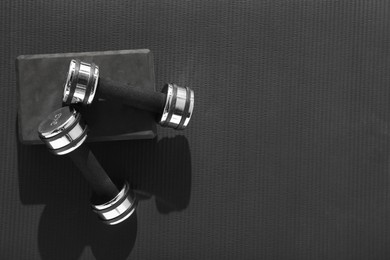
[16,49,157,144]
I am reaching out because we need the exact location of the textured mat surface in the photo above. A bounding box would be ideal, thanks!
[1,1,390,259]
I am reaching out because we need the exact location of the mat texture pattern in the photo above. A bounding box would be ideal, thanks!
[1,1,390,259]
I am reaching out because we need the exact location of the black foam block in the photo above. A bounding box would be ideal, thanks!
[16,49,157,144]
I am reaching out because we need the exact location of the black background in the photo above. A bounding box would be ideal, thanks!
[1,1,390,259]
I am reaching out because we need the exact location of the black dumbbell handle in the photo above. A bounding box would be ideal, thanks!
[96,77,166,114]
[38,106,137,224]
[68,144,119,201]
[64,60,194,130]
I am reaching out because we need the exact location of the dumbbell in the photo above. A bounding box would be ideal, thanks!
[38,106,137,225]
[62,59,194,130]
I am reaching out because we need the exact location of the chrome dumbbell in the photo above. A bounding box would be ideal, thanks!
[38,106,137,225]
[63,59,194,130]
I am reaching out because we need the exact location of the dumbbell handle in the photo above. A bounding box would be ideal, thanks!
[63,60,194,130]
[73,145,136,225]
[38,106,137,225]
[96,77,166,114]
[68,144,119,201]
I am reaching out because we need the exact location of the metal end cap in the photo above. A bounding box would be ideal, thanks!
[159,83,194,130]
[91,182,137,225]
[38,107,88,155]
[63,59,99,105]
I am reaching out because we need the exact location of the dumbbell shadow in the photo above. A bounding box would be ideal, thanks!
[17,135,191,259]
[90,136,192,213]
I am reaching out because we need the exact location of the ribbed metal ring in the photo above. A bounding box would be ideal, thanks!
[38,107,88,155]
[159,83,194,130]
[63,59,99,105]
[91,182,137,225]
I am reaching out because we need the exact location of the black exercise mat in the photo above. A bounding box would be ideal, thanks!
[1,1,390,260]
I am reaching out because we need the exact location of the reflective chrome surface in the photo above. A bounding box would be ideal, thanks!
[91,182,137,225]
[159,83,194,130]
[38,107,88,155]
[63,59,99,105]
[63,60,75,104]
[39,108,79,139]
